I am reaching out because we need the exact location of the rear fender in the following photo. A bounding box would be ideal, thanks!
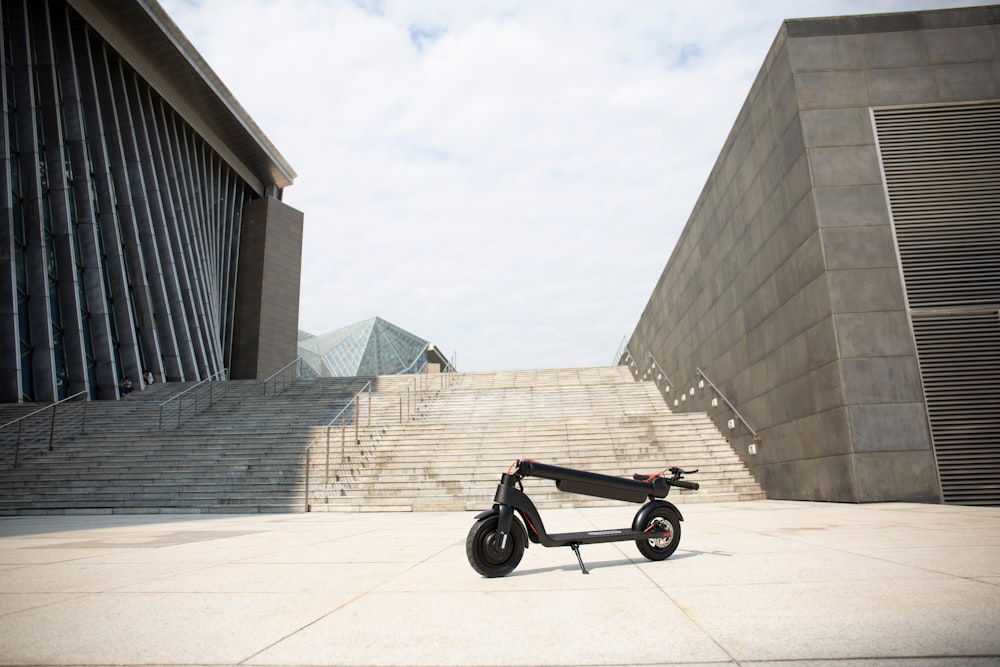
[632,500,683,532]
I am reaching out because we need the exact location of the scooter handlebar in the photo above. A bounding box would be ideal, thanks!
[669,479,700,490]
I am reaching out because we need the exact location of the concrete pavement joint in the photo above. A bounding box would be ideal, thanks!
[1,502,998,665]
[617,541,740,666]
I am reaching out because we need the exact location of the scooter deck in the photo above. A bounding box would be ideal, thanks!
[545,527,664,547]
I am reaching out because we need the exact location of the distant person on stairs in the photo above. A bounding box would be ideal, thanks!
[143,370,154,385]
[119,376,132,397]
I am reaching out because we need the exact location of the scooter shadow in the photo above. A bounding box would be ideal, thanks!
[510,549,709,577]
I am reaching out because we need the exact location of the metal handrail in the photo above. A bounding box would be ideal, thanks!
[613,335,629,366]
[620,345,638,377]
[323,381,373,431]
[157,369,229,429]
[399,360,432,423]
[304,380,373,511]
[439,355,458,373]
[646,353,675,391]
[426,344,458,374]
[263,358,301,397]
[302,360,458,510]
[0,390,89,468]
[396,351,429,376]
[695,367,760,440]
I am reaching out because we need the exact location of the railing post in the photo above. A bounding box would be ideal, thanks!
[325,426,331,480]
[341,412,346,462]
[304,448,311,512]
[48,404,57,451]
[14,420,23,467]
[354,394,360,444]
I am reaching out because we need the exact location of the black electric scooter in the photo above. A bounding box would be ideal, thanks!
[466,459,699,577]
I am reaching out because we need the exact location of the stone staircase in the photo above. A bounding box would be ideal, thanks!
[0,378,374,515]
[308,366,765,512]
[0,366,765,515]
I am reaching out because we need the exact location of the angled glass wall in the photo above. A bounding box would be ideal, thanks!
[299,317,435,377]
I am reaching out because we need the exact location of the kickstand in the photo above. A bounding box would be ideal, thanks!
[569,544,589,574]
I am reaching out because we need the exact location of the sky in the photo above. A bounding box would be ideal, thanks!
[159,0,972,372]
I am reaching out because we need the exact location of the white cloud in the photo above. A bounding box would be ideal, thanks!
[159,0,972,371]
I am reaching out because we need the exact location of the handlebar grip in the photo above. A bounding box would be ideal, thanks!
[670,479,700,490]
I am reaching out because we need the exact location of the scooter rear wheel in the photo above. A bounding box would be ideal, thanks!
[636,506,681,561]
[467,514,525,577]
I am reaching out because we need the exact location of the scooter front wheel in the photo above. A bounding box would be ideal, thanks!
[636,506,681,561]
[466,514,525,577]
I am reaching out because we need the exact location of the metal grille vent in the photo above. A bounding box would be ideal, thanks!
[911,314,1000,504]
[873,103,1000,506]
[875,104,1000,307]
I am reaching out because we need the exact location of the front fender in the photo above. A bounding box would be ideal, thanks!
[472,507,529,548]
[632,500,683,532]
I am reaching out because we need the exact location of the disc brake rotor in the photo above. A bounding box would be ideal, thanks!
[646,518,673,548]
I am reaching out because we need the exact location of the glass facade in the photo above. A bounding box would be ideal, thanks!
[0,0,296,401]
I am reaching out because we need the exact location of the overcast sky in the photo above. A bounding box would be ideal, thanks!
[159,0,970,372]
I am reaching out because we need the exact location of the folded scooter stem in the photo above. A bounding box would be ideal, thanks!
[518,460,668,502]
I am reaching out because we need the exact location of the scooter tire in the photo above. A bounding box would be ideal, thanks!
[636,506,681,561]
[466,514,525,577]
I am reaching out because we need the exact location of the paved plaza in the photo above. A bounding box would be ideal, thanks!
[1,500,999,666]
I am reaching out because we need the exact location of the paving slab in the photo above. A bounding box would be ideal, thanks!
[0,500,998,666]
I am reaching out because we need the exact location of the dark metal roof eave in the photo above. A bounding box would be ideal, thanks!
[67,0,297,193]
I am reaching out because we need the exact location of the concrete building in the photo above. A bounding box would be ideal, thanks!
[1,0,302,402]
[624,6,999,505]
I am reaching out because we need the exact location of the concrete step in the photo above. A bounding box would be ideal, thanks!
[0,366,766,514]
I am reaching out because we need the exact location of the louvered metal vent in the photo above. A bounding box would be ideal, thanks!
[876,104,1000,307]
[911,314,1000,504]
[873,103,1000,506]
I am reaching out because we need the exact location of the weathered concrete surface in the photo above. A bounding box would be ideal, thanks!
[1,500,998,666]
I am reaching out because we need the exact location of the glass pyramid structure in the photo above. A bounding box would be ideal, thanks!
[298,317,435,377]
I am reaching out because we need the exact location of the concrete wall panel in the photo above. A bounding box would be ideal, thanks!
[808,146,882,187]
[867,67,939,106]
[840,357,924,405]
[827,268,906,313]
[794,71,869,108]
[924,25,998,63]
[813,184,890,228]
[859,31,929,68]
[936,62,1000,100]
[800,107,875,147]
[788,34,862,71]
[834,312,916,358]
[854,451,941,503]
[820,225,897,269]
[849,403,933,453]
